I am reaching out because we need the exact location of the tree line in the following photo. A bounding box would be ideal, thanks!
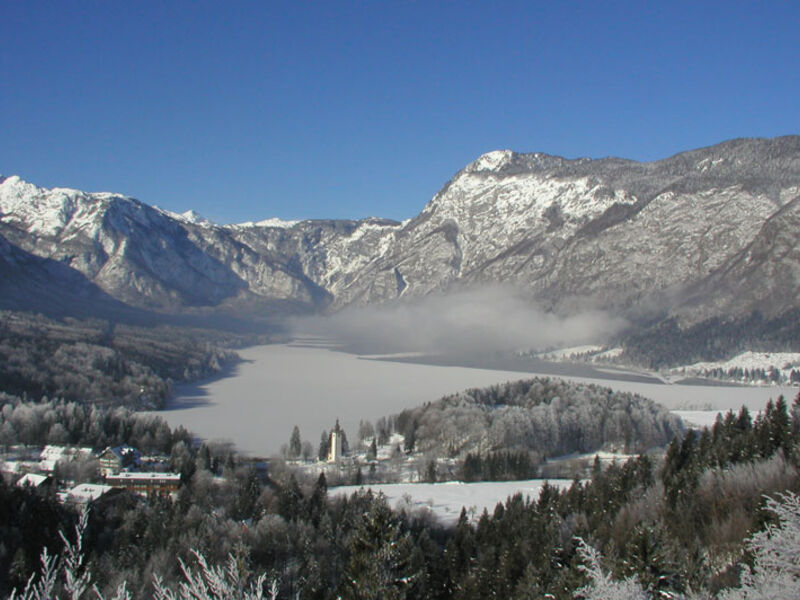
[619,309,800,369]
[4,386,800,597]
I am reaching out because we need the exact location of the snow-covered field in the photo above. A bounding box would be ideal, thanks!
[536,345,624,362]
[673,410,737,429]
[678,351,800,373]
[164,343,796,456]
[329,479,574,526]
[671,351,800,384]
[536,345,605,360]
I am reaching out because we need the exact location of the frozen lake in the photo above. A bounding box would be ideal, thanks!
[163,342,795,456]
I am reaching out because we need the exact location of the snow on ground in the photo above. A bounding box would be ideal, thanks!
[674,411,728,429]
[674,410,763,430]
[329,479,574,526]
[229,217,300,229]
[595,347,624,360]
[537,345,605,360]
[672,352,800,382]
[535,345,624,362]
[549,450,638,463]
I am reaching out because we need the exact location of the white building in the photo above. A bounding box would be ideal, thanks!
[39,445,93,473]
[328,430,343,463]
[62,483,113,505]
[16,473,50,488]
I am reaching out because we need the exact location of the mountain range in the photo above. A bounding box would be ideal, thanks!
[1,136,799,342]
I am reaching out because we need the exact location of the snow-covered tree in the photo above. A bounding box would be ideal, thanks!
[10,510,130,600]
[576,492,800,600]
[152,550,276,600]
[10,509,277,600]
[718,492,800,600]
[574,538,648,600]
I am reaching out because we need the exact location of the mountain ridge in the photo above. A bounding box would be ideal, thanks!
[2,135,799,339]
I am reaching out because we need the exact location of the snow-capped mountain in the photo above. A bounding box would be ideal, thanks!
[333,137,800,322]
[1,136,799,325]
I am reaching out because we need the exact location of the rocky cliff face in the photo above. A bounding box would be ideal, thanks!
[1,135,799,325]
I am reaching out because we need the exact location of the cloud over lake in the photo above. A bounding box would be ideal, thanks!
[293,286,627,356]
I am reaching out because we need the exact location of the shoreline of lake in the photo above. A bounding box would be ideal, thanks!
[163,342,796,457]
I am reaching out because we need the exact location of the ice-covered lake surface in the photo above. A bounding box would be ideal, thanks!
[164,341,795,457]
[330,479,575,526]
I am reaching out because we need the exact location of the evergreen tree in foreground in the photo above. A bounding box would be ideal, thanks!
[341,492,418,600]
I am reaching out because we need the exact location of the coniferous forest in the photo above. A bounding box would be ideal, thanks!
[3,385,800,598]
[0,311,251,408]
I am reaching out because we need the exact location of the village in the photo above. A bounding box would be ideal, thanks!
[1,443,181,506]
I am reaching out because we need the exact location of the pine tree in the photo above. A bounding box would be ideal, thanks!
[368,438,378,460]
[318,429,329,461]
[425,459,437,483]
[289,425,302,459]
[306,472,328,527]
[341,493,417,600]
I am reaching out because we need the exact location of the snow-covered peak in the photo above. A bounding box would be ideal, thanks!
[0,174,42,199]
[465,150,514,173]
[0,175,142,238]
[0,175,83,235]
[228,217,300,229]
[180,209,213,226]
[154,207,217,228]
[253,217,300,228]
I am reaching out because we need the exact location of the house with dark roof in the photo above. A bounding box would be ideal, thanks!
[98,445,141,476]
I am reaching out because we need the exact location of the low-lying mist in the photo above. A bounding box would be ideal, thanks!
[292,286,627,356]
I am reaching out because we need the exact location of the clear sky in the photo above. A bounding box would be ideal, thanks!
[2,1,798,224]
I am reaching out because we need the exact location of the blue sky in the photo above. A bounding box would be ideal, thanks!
[2,1,798,224]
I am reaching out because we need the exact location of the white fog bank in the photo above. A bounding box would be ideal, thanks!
[292,286,627,356]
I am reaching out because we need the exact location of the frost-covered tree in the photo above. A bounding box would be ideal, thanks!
[152,550,276,600]
[718,492,800,600]
[574,538,648,600]
[576,492,800,600]
[10,510,130,600]
[10,509,277,600]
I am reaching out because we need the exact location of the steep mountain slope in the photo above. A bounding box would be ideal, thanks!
[0,175,331,314]
[0,230,135,317]
[331,137,800,322]
[1,136,799,328]
[678,194,800,320]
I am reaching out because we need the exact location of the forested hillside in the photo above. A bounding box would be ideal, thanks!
[391,377,683,459]
[3,392,800,598]
[0,311,246,408]
[620,309,800,369]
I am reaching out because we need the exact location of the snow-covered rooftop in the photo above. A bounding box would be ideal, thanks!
[106,472,180,481]
[66,483,113,504]
[16,473,50,487]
